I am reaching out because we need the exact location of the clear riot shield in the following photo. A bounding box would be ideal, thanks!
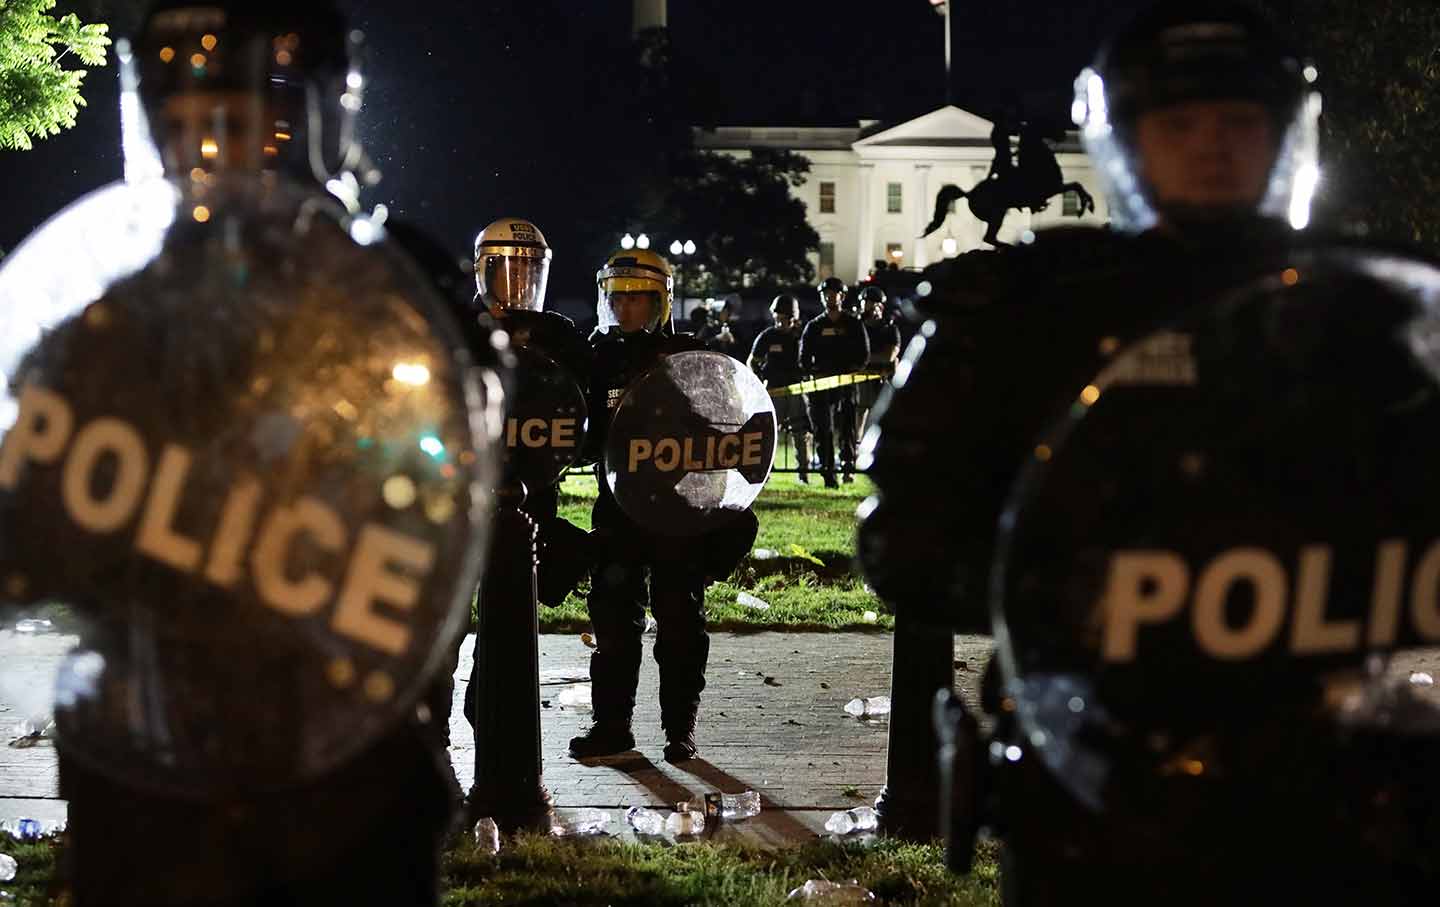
[985,248,1440,894]
[501,345,586,492]
[0,175,497,798]
[604,350,776,536]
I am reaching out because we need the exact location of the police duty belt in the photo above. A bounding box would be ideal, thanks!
[767,371,889,398]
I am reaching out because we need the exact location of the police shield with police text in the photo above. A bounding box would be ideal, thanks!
[800,277,869,487]
[0,2,501,902]
[571,250,768,764]
[960,251,1440,905]
[749,294,812,481]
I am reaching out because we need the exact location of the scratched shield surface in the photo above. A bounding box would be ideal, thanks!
[604,350,776,536]
[502,345,587,492]
[0,176,497,796]
[988,248,1440,810]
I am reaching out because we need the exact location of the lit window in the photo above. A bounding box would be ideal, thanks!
[1063,190,1082,216]
[887,182,903,214]
[885,242,904,263]
[819,181,836,214]
[818,241,835,280]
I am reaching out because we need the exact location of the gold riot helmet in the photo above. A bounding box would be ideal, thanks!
[473,217,552,312]
[596,248,674,334]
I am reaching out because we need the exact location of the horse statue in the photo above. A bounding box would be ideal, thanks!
[922,122,1096,247]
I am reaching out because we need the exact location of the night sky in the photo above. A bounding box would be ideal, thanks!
[0,0,1158,301]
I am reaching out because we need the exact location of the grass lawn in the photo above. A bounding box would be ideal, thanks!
[3,831,1001,906]
[542,472,888,633]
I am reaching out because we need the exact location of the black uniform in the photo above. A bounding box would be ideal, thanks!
[749,324,810,475]
[799,310,869,480]
[856,314,902,439]
[859,223,1309,632]
[583,329,755,736]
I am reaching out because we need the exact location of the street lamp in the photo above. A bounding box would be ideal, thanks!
[670,238,695,304]
[637,233,651,250]
[669,239,683,256]
[683,239,696,256]
[941,236,958,257]
[621,233,635,250]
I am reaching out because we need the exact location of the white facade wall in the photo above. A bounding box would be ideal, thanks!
[696,107,1110,287]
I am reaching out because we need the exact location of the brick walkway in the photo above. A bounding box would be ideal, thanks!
[1,629,995,843]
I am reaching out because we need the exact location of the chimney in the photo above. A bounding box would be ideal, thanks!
[633,0,666,37]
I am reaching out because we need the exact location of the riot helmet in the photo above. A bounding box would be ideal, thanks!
[770,293,799,328]
[818,276,847,315]
[131,0,362,181]
[596,249,673,334]
[858,285,887,319]
[1072,2,1320,233]
[473,218,552,314]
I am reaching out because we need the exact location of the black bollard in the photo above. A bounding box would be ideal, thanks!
[873,611,954,839]
[469,482,554,831]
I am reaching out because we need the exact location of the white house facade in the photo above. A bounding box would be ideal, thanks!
[695,105,1110,287]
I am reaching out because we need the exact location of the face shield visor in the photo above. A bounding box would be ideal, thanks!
[132,4,358,182]
[476,250,551,313]
[596,260,673,334]
[1072,20,1320,233]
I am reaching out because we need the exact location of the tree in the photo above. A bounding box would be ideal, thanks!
[649,148,820,295]
[0,0,109,151]
[1260,1,1440,249]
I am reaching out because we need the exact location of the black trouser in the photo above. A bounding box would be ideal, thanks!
[774,394,811,474]
[61,724,452,907]
[805,385,858,476]
[587,488,710,734]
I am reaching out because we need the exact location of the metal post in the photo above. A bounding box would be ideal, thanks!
[944,3,952,105]
[874,610,953,839]
[468,484,554,831]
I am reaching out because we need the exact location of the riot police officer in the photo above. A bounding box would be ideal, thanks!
[855,284,900,442]
[800,276,869,487]
[569,249,756,763]
[861,0,1325,631]
[748,294,812,482]
[7,2,498,903]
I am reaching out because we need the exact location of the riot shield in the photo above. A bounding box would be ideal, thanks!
[604,350,776,536]
[990,247,1440,815]
[0,176,497,797]
[501,345,587,492]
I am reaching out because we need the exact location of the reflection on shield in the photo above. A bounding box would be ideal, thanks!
[502,346,587,492]
[990,248,1440,811]
[605,351,776,536]
[0,179,494,796]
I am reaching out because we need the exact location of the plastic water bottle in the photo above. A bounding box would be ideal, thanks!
[0,853,15,882]
[722,790,762,819]
[785,879,876,903]
[557,684,592,710]
[643,614,658,634]
[736,591,771,610]
[843,696,890,718]
[824,806,879,835]
[551,809,611,837]
[665,809,705,836]
[625,806,665,836]
[1411,672,1435,686]
[472,817,500,855]
[14,618,53,635]
[0,819,42,842]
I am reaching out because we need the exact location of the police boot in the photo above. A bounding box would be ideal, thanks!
[662,717,699,764]
[823,471,839,489]
[568,719,636,759]
[796,435,811,483]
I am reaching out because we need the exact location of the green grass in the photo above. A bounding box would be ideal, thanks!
[543,473,888,633]
[4,832,1001,906]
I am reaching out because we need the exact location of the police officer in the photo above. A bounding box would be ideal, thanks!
[855,285,900,442]
[861,0,1325,630]
[800,276,869,487]
[569,249,754,763]
[34,2,488,902]
[749,294,812,482]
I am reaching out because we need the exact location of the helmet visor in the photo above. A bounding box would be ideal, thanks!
[597,290,663,333]
[478,254,549,312]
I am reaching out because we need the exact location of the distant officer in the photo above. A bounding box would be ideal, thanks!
[861,0,1328,630]
[570,249,756,763]
[855,285,901,442]
[749,294,812,482]
[799,277,869,487]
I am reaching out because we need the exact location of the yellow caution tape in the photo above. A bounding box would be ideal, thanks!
[767,371,890,399]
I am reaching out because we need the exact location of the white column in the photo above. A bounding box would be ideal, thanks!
[855,162,875,283]
[912,163,932,270]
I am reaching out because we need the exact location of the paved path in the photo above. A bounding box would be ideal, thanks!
[0,629,994,843]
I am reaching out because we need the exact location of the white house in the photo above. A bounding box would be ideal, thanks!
[695,105,1109,287]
